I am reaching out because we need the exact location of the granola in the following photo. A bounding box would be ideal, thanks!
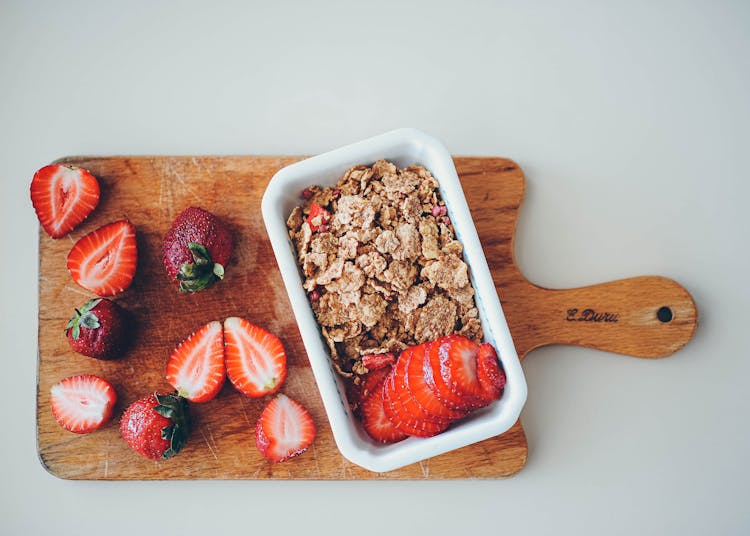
[287,160,483,381]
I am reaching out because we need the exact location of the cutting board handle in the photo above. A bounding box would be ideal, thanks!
[507,276,698,359]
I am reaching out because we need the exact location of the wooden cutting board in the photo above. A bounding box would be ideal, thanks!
[36,156,698,479]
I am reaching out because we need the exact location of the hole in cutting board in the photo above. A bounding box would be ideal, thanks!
[657,306,673,323]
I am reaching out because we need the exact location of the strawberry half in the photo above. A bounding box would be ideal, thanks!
[166,321,225,403]
[255,394,316,463]
[50,374,117,434]
[224,317,287,398]
[360,372,408,444]
[67,220,138,296]
[30,164,100,238]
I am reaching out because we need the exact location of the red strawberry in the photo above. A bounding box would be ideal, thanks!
[120,393,191,461]
[392,345,451,426]
[440,335,487,401]
[67,220,138,296]
[425,335,486,410]
[346,366,392,416]
[476,343,506,402]
[224,317,287,398]
[406,341,468,421]
[382,368,449,438]
[362,352,396,371]
[50,374,116,434]
[166,321,225,403]
[306,202,330,232]
[162,206,234,293]
[65,298,127,360]
[30,164,100,239]
[360,373,408,444]
[255,394,316,463]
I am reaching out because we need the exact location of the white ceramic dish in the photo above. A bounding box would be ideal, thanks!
[261,128,527,473]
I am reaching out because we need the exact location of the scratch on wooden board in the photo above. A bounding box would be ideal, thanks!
[63,285,94,298]
[103,443,110,478]
[341,457,355,480]
[190,156,211,178]
[238,396,253,429]
[310,443,322,477]
[199,427,219,461]
[418,460,429,479]
[163,160,202,204]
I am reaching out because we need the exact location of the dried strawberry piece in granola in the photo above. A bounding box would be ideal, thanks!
[361,352,396,371]
[306,202,331,232]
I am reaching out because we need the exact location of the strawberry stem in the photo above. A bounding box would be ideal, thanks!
[65,299,102,340]
[176,242,223,293]
[154,393,191,459]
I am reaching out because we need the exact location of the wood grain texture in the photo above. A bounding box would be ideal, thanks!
[36,156,697,480]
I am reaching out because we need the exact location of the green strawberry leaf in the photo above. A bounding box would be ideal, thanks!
[65,300,102,340]
[80,312,100,329]
[154,393,191,459]
[175,242,225,293]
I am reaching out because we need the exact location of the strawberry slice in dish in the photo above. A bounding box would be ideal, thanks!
[392,344,451,426]
[30,164,100,239]
[425,335,486,411]
[360,372,407,444]
[67,220,138,296]
[255,394,316,462]
[406,341,469,422]
[476,343,506,403]
[346,366,392,416]
[382,365,449,438]
[50,374,117,434]
[224,317,287,398]
[166,321,225,403]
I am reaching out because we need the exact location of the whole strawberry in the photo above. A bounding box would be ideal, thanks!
[162,206,234,293]
[120,393,191,461]
[66,298,127,360]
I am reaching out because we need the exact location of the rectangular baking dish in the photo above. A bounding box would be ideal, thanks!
[261,128,527,473]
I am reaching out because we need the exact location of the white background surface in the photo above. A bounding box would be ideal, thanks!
[1,1,748,534]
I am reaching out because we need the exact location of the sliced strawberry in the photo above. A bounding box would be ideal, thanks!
[362,352,396,371]
[346,366,392,416]
[360,373,408,444]
[393,345,451,426]
[306,202,330,232]
[30,164,100,239]
[67,220,138,296]
[166,321,225,403]
[439,335,488,402]
[50,374,116,434]
[255,394,316,462]
[425,336,486,411]
[382,367,449,438]
[477,343,506,402]
[407,341,468,421]
[224,317,287,398]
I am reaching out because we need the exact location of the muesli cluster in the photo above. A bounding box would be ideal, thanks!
[287,160,483,381]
